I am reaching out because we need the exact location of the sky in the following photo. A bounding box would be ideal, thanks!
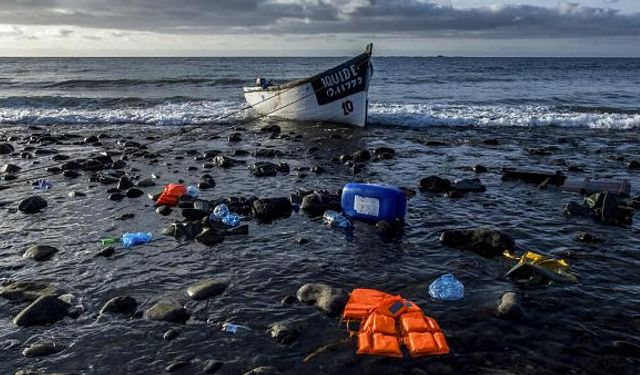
[0,0,639,57]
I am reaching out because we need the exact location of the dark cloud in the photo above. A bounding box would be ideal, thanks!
[0,0,638,38]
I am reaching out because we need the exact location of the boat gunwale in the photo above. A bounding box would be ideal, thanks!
[243,50,371,94]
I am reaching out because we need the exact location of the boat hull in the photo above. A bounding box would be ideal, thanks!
[244,46,372,127]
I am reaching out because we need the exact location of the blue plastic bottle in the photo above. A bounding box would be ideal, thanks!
[121,232,153,248]
[186,186,199,198]
[323,210,352,229]
[341,183,406,223]
[428,274,464,301]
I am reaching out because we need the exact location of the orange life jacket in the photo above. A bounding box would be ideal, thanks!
[155,184,187,207]
[343,288,449,358]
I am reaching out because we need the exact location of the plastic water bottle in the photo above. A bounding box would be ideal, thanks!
[428,274,464,301]
[323,210,352,229]
[121,232,153,248]
[221,323,251,334]
[101,237,119,246]
[186,185,199,198]
[221,214,241,227]
[212,203,230,220]
[32,179,52,190]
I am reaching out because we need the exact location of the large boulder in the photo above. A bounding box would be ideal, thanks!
[23,340,63,357]
[23,245,58,261]
[0,281,60,302]
[144,300,189,323]
[439,227,515,258]
[296,283,347,317]
[13,296,70,327]
[18,196,48,213]
[186,279,228,300]
[452,178,486,193]
[252,198,292,221]
[195,228,226,246]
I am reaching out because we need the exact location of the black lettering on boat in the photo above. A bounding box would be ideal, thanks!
[342,100,354,115]
[311,53,370,105]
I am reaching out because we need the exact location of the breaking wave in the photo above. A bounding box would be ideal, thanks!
[368,103,640,129]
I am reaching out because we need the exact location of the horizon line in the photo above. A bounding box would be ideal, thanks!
[1,55,639,59]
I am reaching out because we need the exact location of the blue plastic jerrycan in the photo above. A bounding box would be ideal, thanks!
[341,183,407,223]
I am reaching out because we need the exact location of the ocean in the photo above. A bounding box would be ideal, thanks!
[1,57,639,128]
[1,57,640,375]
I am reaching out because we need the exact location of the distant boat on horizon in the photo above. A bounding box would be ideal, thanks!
[243,43,373,127]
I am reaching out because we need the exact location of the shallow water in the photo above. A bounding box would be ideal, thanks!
[1,121,639,374]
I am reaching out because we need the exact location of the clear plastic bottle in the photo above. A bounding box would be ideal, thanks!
[221,323,251,334]
[221,214,241,227]
[186,185,200,198]
[428,274,464,301]
[323,210,352,229]
[121,232,153,248]
[212,203,230,220]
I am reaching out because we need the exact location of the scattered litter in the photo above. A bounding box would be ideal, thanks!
[428,274,464,301]
[562,177,631,197]
[565,191,635,225]
[32,179,52,190]
[221,323,251,334]
[186,185,199,198]
[156,184,187,207]
[322,210,352,229]
[503,250,578,286]
[121,232,153,248]
[342,288,449,358]
[341,183,406,222]
[209,203,242,227]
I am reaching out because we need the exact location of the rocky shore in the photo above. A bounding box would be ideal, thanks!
[1,121,639,374]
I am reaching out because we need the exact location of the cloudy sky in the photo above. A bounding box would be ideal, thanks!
[1,0,639,56]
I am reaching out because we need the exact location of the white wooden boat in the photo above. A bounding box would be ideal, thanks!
[244,43,373,127]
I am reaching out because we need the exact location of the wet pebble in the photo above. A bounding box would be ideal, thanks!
[68,191,86,198]
[187,279,228,300]
[13,296,70,327]
[95,246,115,257]
[1,163,21,174]
[108,193,125,201]
[125,188,144,198]
[203,360,224,373]
[440,227,515,258]
[144,300,189,323]
[627,160,640,169]
[23,340,62,357]
[576,232,601,243]
[163,329,179,341]
[296,283,347,317]
[23,245,58,261]
[18,196,48,213]
[495,292,524,320]
[166,361,190,372]
[0,281,59,302]
[156,205,173,216]
[100,296,137,315]
[418,175,452,193]
[268,320,300,344]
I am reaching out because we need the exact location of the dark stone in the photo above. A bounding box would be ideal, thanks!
[228,133,242,142]
[0,281,59,302]
[300,192,341,217]
[339,154,352,163]
[0,143,14,154]
[1,164,21,174]
[495,292,524,320]
[352,149,371,162]
[296,283,347,317]
[249,161,278,177]
[439,228,515,258]
[233,149,250,156]
[24,245,58,261]
[163,329,179,341]
[473,164,488,173]
[452,178,486,193]
[252,198,292,221]
[22,340,62,357]
[156,206,172,216]
[444,190,465,199]
[62,170,80,178]
[373,147,395,156]
[125,188,144,198]
[203,360,224,374]
[268,320,300,344]
[281,295,297,305]
[112,160,127,169]
[45,167,62,174]
[225,225,249,236]
[18,196,48,213]
[83,135,99,143]
[198,179,216,190]
[182,208,209,221]
[137,178,156,187]
[13,296,70,326]
[297,238,309,245]
[144,300,189,323]
[80,158,106,171]
[243,367,279,375]
[261,124,281,134]
[350,163,364,175]
[186,279,228,300]
[310,166,325,174]
[108,193,125,201]
[483,138,500,145]
[61,161,81,170]
[166,362,190,372]
[95,246,115,257]
[575,232,601,243]
[162,221,204,241]
[100,296,137,315]
[117,176,134,190]
[627,160,640,169]
[254,148,281,158]
[213,156,237,168]
[195,228,226,246]
[68,191,86,198]
[419,176,452,193]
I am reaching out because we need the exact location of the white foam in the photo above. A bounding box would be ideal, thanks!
[0,100,245,126]
[368,103,640,129]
